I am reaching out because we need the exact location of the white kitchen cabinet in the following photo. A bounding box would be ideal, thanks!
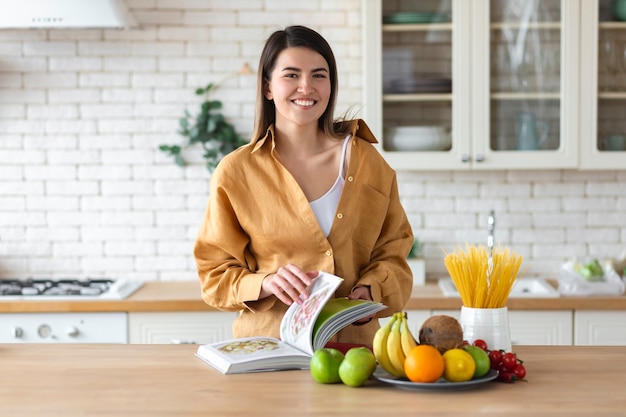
[128,312,236,344]
[363,0,584,170]
[507,310,573,346]
[433,309,573,346]
[388,309,573,346]
[574,311,626,345]
[579,0,626,169]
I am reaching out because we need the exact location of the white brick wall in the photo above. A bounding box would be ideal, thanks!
[0,1,625,283]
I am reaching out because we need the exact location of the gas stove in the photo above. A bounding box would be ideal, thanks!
[0,277,143,343]
[0,278,143,300]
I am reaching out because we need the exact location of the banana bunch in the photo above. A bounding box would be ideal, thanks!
[372,312,418,378]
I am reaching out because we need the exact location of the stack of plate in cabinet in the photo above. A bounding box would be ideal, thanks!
[385,126,452,152]
[388,76,452,94]
[382,12,448,24]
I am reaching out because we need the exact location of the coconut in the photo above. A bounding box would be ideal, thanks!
[418,315,464,354]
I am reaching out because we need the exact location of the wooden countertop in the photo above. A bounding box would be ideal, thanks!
[1,280,626,313]
[405,281,626,311]
[0,281,214,313]
[1,344,624,416]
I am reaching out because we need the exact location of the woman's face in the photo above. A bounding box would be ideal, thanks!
[265,46,331,130]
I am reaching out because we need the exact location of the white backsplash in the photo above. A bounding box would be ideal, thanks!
[0,1,624,281]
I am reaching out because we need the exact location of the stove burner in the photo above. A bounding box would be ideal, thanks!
[0,278,115,296]
[0,278,142,299]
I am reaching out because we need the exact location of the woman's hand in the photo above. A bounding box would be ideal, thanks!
[347,286,374,324]
[260,264,318,305]
[347,286,372,302]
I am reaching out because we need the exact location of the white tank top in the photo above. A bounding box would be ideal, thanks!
[310,136,350,237]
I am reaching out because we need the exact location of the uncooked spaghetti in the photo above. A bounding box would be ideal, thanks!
[444,243,524,308]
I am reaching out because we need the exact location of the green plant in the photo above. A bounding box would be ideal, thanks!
[159,83,246,172]
[408,238,422,259]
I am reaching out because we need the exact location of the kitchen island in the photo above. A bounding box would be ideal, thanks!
[1,344,624,416]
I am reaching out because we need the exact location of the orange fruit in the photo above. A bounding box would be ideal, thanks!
[404,344,444,383]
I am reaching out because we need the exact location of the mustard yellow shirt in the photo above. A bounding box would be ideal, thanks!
[193,119,414,345]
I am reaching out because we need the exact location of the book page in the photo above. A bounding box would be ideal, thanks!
[311,299,387,350]
[196,336,310,374]
[279,272,342,356]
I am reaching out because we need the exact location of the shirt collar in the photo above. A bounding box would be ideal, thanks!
[250,125,275,154]
[249,119,378,154]
[346,119,378,144]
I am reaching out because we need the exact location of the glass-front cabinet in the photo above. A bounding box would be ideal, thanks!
[363,0,625,170]
[363,0,470,169]
[479,0,579,170]
[580,0,626,169]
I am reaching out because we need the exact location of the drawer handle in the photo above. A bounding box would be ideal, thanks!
[170,339,196,344]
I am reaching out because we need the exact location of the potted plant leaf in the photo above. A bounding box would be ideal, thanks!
[408,237,426,286]
[159,82,247,172]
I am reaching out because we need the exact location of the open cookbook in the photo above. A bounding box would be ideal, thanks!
[195,272,387,374]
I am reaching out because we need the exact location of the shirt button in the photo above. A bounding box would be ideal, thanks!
[336,213,343,219]
[347,176,353,182]
[325,250,332,257]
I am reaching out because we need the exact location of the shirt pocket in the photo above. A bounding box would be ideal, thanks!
[350,184,389,254]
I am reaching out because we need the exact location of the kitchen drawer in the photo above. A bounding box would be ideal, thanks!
[574,311,626,346]
[433,309,573,346]
[128,312,237,344]
[389,309,573,346]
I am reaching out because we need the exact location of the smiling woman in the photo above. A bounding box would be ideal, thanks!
[193,25,414,346]
[263,46,339,203]
[264,47,331,135]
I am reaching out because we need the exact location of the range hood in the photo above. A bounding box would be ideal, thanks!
[0,0,138,29]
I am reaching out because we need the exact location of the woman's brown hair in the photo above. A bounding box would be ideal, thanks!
[251,25,351,142]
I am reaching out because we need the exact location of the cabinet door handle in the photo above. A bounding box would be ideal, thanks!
[461,154,470,163]
[171,339,196,344]
[474,154,485,162]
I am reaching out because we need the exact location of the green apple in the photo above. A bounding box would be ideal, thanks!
[309,348,345,384]
[464,345,490,378]
[338,347,377,387]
